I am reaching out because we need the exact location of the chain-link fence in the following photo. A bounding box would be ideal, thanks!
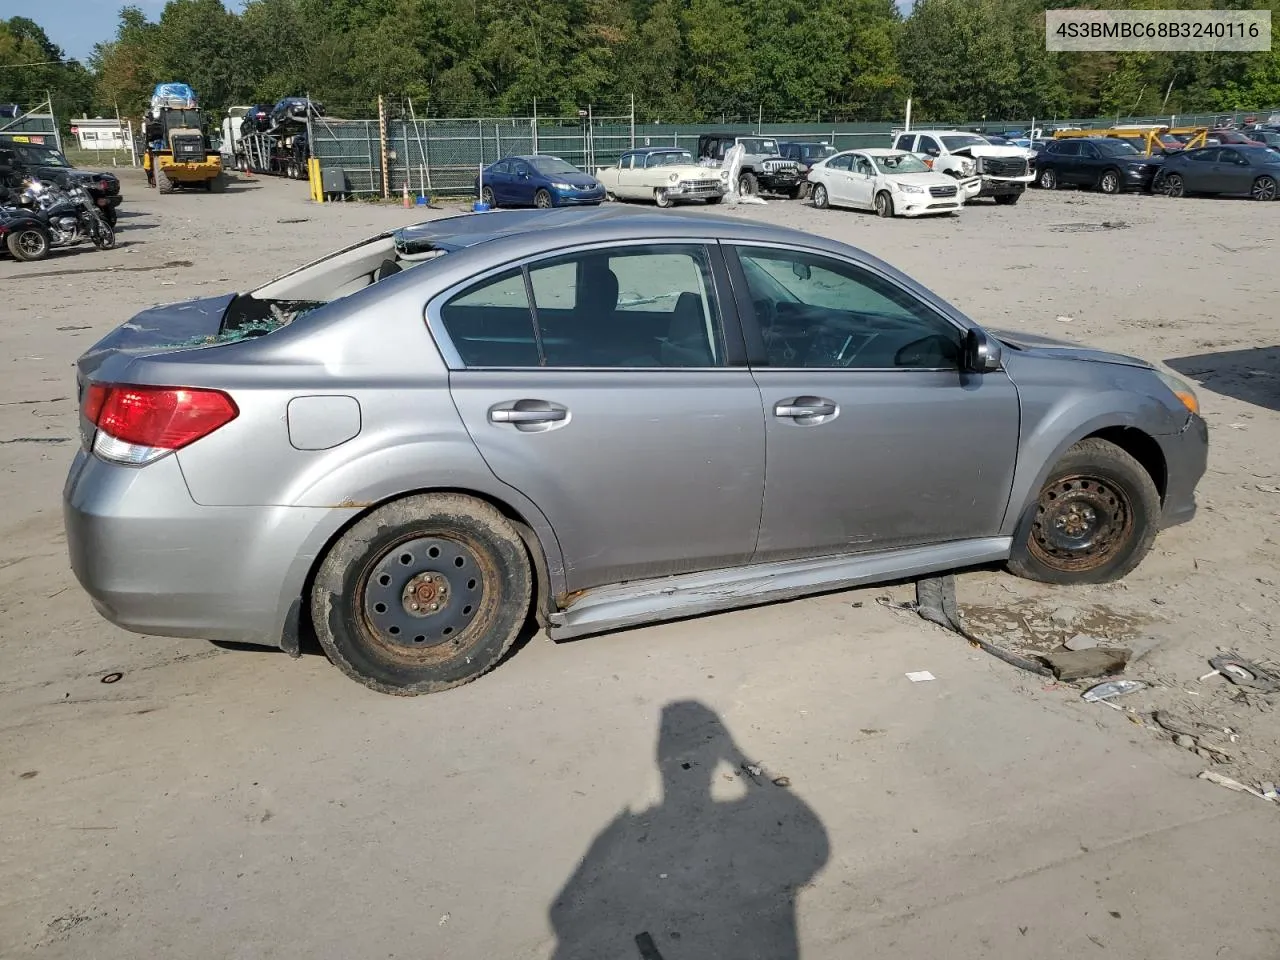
[308,103,1280,198]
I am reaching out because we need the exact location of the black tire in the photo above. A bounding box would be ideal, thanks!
[1007,438,1160,585]
[481,186,496,207]
[1038,166,1058,189]
[102,205,117,227]
[534,188,553,209]
[209,173,226,193]
[1164,173,1185,198]
[812,183,829,209]
[6,226,50,262]
[994,193,1020,205]
[1099,168,1121,194]
[738,171,758,196]
[654,187,673,208]
[874,191,894,217]
[155,164,174,195]
[311,493,533,695]
[91,217,116,250]
[1251,175,1277,201]
[704,194,722,205]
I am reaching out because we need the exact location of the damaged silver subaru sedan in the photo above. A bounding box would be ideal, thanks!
[64,207,1207,695]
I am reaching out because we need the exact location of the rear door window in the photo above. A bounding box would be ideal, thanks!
[440,269,540,367]
[894,134,915,151]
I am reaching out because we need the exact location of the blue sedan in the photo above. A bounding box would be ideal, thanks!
[475,155,606,208]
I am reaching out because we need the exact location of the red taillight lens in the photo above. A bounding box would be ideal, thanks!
[85,384,238,451]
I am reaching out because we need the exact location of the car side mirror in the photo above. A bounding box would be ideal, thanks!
[964,328,1002,373]
[791,261,812,281]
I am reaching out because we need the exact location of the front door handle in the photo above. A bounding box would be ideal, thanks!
[774,396,837,419]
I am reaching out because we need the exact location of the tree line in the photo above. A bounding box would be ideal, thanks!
[4,0,1280,128]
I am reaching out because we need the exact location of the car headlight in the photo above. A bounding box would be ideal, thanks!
[551,181,574,190]
[895,182,926,194]
[1156,370,1200,416]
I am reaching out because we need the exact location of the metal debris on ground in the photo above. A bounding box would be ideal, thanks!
[913,575,1053,677]
[1081,679,1146,709]
[1204,652,1280,693]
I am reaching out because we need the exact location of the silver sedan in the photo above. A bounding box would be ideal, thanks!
[64,207,1207,695]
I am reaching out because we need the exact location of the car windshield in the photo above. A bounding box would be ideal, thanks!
[802,144,837,160]
[872,153,929,174]
[940,134,988,150]
[5,143,70,167]
[1097,140,1140,156]
[529,156,578,175]
[647,151,693,167]
[738,138,779,155]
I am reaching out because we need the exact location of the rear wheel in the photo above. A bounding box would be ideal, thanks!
[155,164,174,195]
[534,188,553,209]
[91,216,116,250]
[874,191,894,217]
[6,226,50,262]
[209,173,226,193]
[1251,175,1277,201]
[1099,168,1121,194]
[654,187,673,208]
[311,494,532,695]
[1007,438,1160,585]
[812,183,829,209]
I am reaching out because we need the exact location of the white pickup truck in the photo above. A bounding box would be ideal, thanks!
[892,130,1035,205]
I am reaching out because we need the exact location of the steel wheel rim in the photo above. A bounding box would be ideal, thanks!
[1028,474,1134,572]
[359,535,487,657]
[1254,177,1276,200]
[17,230,45,256]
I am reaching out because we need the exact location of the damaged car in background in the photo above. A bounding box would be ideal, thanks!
[893,129,1035,204]
[64,207,1207,697]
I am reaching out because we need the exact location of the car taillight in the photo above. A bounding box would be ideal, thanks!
[82,383,238,465]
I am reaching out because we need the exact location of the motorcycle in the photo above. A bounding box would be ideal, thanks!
[0,203,52,262]
[15,178,116,252]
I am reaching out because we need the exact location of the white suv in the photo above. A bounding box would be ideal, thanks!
[892,130,1035,205]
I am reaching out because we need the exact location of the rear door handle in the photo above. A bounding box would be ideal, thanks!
[774,396,838,419]
[488,400,568,427]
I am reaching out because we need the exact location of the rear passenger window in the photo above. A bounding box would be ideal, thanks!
[894,134,914,151]
[528,246,725,368]
[439,269,539,367]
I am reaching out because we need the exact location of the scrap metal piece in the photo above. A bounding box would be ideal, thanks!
[1207,652,1279,693]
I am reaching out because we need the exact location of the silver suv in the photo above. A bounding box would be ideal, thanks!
[64,208,1207,695]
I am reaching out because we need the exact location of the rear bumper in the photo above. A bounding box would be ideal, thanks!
[1158,413,1208,529]
[63,450,340,647]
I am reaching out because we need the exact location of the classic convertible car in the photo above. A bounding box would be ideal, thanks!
[596,147,729,207]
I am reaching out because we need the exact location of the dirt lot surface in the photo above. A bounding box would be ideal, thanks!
[2,171,1277,958]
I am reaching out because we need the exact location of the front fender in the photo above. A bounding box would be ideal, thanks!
[1000,374,1185,535]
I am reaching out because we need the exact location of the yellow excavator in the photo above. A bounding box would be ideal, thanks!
[142,103,225,193]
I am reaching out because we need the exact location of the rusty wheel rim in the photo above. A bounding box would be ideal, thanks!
[1028,474,1134,572]
[358,535,489,662]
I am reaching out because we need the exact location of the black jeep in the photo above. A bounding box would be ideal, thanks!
[0,134,122,226]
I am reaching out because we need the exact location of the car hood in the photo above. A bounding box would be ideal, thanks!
[656,164,723,180]
[548,172,601,188]
[952,144,1034,160]
[991,329,1152,369]
[884,172,961,189]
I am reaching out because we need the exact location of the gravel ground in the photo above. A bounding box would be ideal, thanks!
[1,170,1276,958]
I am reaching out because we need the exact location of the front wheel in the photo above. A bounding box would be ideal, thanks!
[1099,168,1121,194]
[874,191,894,217]
[1007,438,1160,585]
[1163,173,1185,198]
[311,494,533,695]
[1038,167,1058,189]
[738,171,758,196]
[1252,175,1277,201]
[6,226,50,261]
[993,193,1020,205]
[534,188,553,209]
